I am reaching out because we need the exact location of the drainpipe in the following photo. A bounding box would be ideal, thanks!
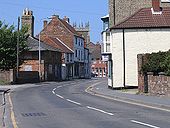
[123,29,126,88]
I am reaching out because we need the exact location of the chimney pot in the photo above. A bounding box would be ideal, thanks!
[43,20,48,28]
[152,0,161,12]
[63,16,70,23]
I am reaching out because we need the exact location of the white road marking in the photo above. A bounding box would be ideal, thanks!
[57,86,62,88]
[52,90,55,94]
[131,120,160,128]
[52,88,56,94]
[86,106,114,116]
[55,94,64,99]
[66,99,81,105]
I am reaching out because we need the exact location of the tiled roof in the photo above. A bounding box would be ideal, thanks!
[111,7,170,29]
[59,19,82,37]
[41,36,74,53]
[27,36,61,52]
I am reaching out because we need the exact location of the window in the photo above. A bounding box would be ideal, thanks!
[67,54,69,62]
[100,68,102,73]
[70,54,73,62]
[76,37,78,45]
[79,50,81,59]
[79,39,81,46]
[81,40,83,46]
[96,68,98,73]
[75,50,77,57]
[81,51,83,60]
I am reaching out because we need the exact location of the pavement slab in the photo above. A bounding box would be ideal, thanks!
[89,82,170,111]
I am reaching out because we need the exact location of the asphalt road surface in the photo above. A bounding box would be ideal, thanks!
[5,78,170,128]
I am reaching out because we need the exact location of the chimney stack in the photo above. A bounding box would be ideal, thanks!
[63,16,70,23]
[43,20,48,28]
[51,14,59,19]
[152,0,161,12]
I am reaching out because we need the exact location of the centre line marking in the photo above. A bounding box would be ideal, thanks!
[55,94,64,99]
[66,99,81,106]
[57,86,62,88]
[86,106,114,116]
[131,120,160,128]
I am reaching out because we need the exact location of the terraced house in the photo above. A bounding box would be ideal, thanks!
[40,15,91,79]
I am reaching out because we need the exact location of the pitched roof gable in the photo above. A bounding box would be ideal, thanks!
[111,7,170,29]
[27,36,61,52]
[41,36,74,53]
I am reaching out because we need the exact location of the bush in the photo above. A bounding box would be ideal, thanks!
[141,51,170,76]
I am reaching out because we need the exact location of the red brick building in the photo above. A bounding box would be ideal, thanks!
[39,15,91,79]
[88,42,108,77]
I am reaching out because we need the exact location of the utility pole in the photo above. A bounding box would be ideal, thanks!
[39,32,41,81]
[17,17,20,80]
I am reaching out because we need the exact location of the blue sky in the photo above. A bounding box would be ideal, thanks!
[0,0,108,43]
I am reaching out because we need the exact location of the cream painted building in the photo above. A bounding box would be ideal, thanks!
[109,2,170,88]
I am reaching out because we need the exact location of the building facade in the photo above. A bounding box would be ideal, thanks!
[110,0,170,88]
[88,42,108,77]
[21,8,62,82]
[39,15,91,79]
[109,0,170,27]
[20,36,62,82]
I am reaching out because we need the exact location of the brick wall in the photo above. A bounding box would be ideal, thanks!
[137,54,150,92]
[148,73,170,97]
[137,54,170,97]
[0,70,16,84]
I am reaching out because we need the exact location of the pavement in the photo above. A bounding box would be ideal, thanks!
[88,81,170,111]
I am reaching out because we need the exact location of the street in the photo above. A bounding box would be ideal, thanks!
[5,78,170,128]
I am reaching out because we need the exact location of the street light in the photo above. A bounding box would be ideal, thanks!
[38,31,41,81]
[17,16,20,80]
[38,17,51,81]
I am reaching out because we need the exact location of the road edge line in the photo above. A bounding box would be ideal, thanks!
[8,93,18,128]
[85,83,170,112]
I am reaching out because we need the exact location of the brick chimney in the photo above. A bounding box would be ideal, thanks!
[51,14,59,20]
[63,16,70,23]
[152,0,161,12]
[43,20,48,28]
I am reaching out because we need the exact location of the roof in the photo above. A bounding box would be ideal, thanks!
[87,42,101,60]
[111,7,170,29]
[41,36,74,53]
[59,19,82,37]
[101,14,109,20]
[27,36,61,52]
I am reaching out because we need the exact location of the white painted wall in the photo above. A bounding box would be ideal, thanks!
[111,28,170,87]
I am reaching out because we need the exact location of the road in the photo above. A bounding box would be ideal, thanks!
[5,78,170,128]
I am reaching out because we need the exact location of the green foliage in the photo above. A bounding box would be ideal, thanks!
[141,51,170,76]
[0,20,29,70]
[160,52,170,76]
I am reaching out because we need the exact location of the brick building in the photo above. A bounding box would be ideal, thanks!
[109,0,170,27]
[20,8,62,82]
[88,42,107,77]
[39,15,91,79]
[20,36,62,82]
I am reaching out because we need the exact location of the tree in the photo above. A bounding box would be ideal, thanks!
[0,20,29,70]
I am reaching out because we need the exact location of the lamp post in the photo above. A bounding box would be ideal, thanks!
[17,17,20,80]
[38,32,41,81]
